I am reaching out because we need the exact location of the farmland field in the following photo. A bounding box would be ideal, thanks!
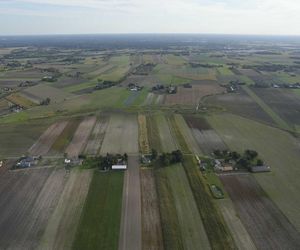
[29,121,68,156]
[209,113,300,231]
[100,114,139,154]
[164,82,224,106]
[40,169,93,250]
[220,174,300,249]
[0,167,66,249]
[84,116,109,155]
[73,170,124,250]
[155,114,178,152]
[140,169,163,250]
[156,164,211,250]
[65,116,96,158]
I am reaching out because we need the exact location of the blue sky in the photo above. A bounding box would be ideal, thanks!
[0,0,300,35]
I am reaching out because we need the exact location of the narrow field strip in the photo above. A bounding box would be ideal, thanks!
[84,116,109,155]
[65,116,96,158]
[73,171,124,250]
[146,114,162,152]
[141,169,164,250]
[138,114,150,154]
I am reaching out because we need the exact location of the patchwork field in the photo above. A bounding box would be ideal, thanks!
[100,114,139,154]
[220,174,300,249]
[208,113,300,231]
[6,93,37,108]
[165,81,224,106]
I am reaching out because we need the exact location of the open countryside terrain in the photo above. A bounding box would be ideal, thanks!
[0,36,300,250]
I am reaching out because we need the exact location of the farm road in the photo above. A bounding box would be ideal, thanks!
[118,155,141,250]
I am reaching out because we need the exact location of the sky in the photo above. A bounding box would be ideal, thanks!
[0,0,300,36]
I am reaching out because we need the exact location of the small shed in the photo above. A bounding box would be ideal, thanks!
[112,165,127,170]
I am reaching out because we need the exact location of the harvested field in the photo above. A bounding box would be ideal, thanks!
[40,169,93,250]
[165,82,224,106]
[155,114,178,152]
[100,114,139,154]
[220,174,300,249]
[0,167,66,249]
[208,113,300,231]
[217,199,256,250]
[205,88,275,125]
[138,114,150,154]
[140,169,163,250]
[50,119,81,155]
[84,116,109,155]
[155,95,164,105]
[29,121,68,156]
[65,116,96,158]
[143,93,155,105]
[21,84,74,104]
[73,171,124,250]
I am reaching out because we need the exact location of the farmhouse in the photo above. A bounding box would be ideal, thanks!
[16,156,35,168]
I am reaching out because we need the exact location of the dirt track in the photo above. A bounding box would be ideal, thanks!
[118,156,141,250]
[29,121,68,155]
[65,116,96,158]
[220,174,300,249]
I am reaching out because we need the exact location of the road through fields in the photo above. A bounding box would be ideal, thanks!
[118,155,141,250]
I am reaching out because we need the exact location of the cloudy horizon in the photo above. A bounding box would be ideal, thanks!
[1,0,300,36]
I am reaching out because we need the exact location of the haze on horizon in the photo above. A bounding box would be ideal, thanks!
[0,0,300,36]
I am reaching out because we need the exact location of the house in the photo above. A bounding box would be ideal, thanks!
[112,165,127,170]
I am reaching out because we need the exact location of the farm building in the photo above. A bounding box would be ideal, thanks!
[16,156,35,168]
[250,165,271,173]
[112,165,127,170]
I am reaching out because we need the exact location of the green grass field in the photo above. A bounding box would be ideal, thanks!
[208,113,300,231]
[73,170,124,250]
